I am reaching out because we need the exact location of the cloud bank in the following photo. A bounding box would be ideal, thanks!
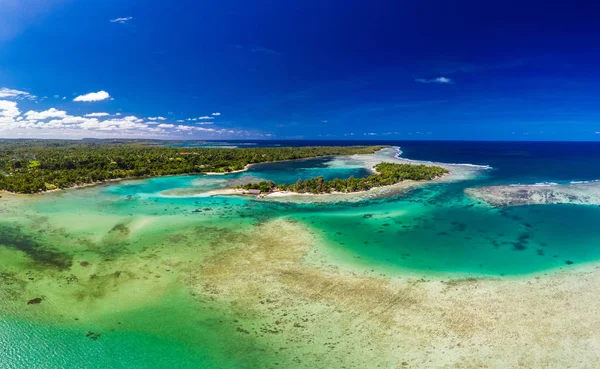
[0,88,258,139]
[0,88,36,100]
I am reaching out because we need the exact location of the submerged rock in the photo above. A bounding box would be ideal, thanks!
[27,297,43,305]
[0,225,73,270]
[466,182,600,207]
[85,331,101,340]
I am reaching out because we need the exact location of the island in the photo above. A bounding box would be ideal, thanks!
[0,139,386,193]
[236,162,449,195]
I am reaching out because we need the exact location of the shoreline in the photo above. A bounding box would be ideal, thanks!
[0,178,130,196]
[202,153,369,176]
[159,173,449,200]
[202,163,252,175]
[248,174,448,198]
[2,150,389,196]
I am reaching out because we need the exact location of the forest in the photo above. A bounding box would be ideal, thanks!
[238,162,449,194]
[0,140,386,193]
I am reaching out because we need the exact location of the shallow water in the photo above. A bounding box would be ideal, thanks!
[2,142,600,367]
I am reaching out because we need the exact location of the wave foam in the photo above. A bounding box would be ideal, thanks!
[393,146,492,170]
[570,180,600,184]
[508,182,559,187]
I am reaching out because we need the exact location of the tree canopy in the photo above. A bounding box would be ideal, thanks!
[0,140,386,193]
[238,162,449,194]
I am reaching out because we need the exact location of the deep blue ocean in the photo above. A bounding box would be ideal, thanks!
[174,140,600,184]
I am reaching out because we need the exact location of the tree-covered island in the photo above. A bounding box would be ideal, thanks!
[237,162,449,195]
[0,140,387,193]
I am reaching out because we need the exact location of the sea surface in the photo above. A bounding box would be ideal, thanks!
[1,140,600,368]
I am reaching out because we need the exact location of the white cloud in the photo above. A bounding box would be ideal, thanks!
[110,17,133,24]
[0,87,35,100]
[24,108,67,120]
[84,112,110,117]
[211,112,221,116]
[158,123,175,128]
[73,91,111,102]
[197,116,214,120]
[415,77,453,84]
[175,125,219,133]
[0,100,21,128]
[196,122,214,125]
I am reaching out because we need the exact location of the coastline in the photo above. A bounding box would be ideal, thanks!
[158,146,492,201]
[0,178,129,196]
[202,163,252,175]
[1,146,492,202]
[1,149,390,196]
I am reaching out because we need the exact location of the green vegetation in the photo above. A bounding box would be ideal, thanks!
[238,162,449,194]
[0,140,386,193]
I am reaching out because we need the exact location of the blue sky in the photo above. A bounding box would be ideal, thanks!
[0,0,599,140]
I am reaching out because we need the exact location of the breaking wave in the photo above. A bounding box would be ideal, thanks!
[393,146,492,170]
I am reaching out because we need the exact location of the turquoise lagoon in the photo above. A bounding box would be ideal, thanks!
[2,145,600,368]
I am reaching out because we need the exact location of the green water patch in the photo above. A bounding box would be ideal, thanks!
[297,184,600,276]
[0,290,273,369]
[11,168,600,279]
[0,225,73,271]
[0,204,287,368]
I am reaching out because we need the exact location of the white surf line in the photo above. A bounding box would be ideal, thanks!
[393,146,493,170]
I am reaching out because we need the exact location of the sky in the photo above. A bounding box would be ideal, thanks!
[0,0,599,141]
